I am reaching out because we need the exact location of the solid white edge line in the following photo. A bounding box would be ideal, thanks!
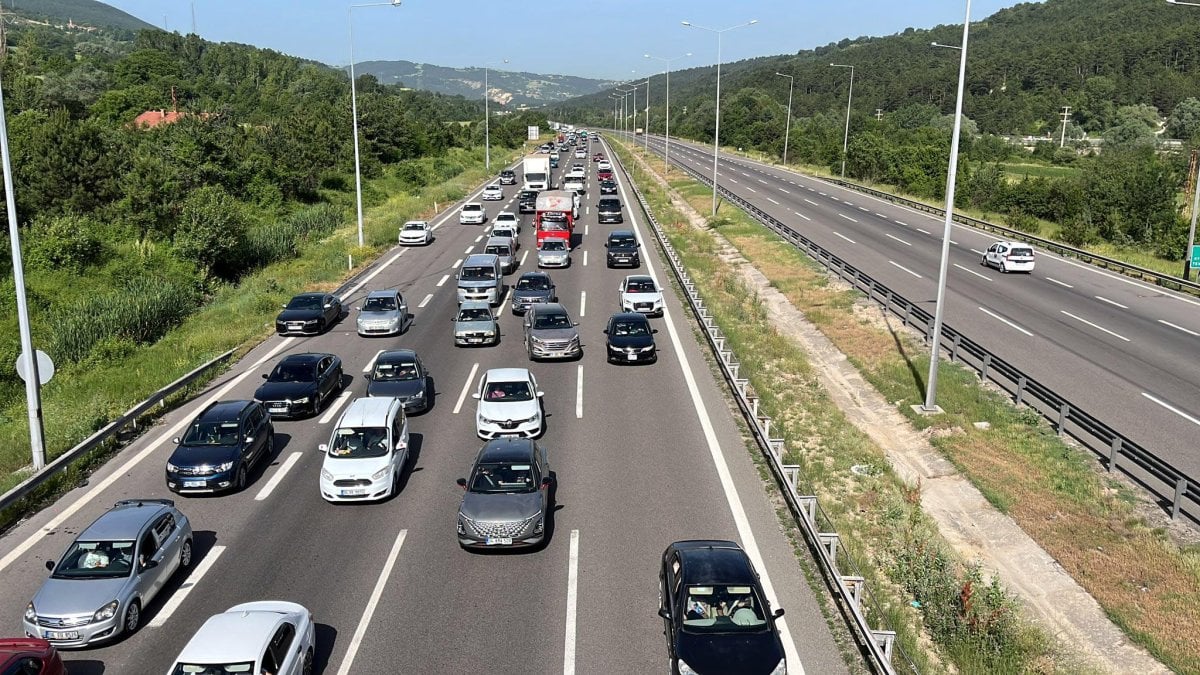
[575,365,584,419]
[884,233,912,246]
[254,451,303,502]
[579,291,587,318]
[1045,277,1073,288]
[1095,295,1129,309]
[834,232,857,244]
[335,528,408,675]
[1141,392,1200,427]
[953,263,992,281]
[363,350,385,373]
[147,545,227,627]
[417,293,434,308]
[318,390,354,424]
[453,363,480,414]
[562,529,580,675]
[1060,310,1131,342]
[1158,319,1200,337]
[888,260,922,278]
[979,306,1033,336]
[837,213,858,223]
[437,274,451,287]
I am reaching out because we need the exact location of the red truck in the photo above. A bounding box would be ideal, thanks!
[535,190,578,249]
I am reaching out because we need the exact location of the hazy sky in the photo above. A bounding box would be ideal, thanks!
[99,0,1029,80]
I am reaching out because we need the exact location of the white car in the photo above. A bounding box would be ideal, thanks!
[563,176,585,194]
[575,148,587,159]
[981,240,1036,273]
[460,202,487,224]
[167,601,315,675]
[482,184,504,201]
[319,397,410,502]
[494,211,521,235]
[472,368,544,440]
[619,274,665,316]
[492,223,518,241]
[398,220,433,246]
[597,160,612,171]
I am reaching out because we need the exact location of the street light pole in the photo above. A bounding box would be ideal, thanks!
[348,0,402,249]
[830,63,855,179]
[683,19,758,216]
[1167,0,1200,279]
[922,0,972,413]
[646,52,691,176]
[775,72,794,165]
[484,59,509,172]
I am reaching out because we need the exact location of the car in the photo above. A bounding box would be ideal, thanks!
[456,438,554,550]
[569,163,586,175]
[537,238,571,268]
[494,211,521,234]
[356,289,411,337]
[619,274,664,316]
[575,148,587,159]
[472,368,544,439]
[165,400,274,494]
[511,271,557,315]
[453,300,500,347]
[484,235,519,275]
[319,396,409,502]
[605,230,642,268]
[597,197,623,224]
[659,540,787,675]
[982,240,1036,273]
[518,190,539,213]
[549,151,560,162]
[538,144,552,154]
[0,638,65,675]
[550,157,559,169]
[24,499,193,648]
[599,179,618,195]
[482,184,504,201]
[459,202,487,224]
[563,176,586,194]
[398,219,433,246]
[275,292,341,336]
[168,601,315,675]
[492,223,518,242]
[366,349,430,413]
[499,169,517,185]
[593,153,604,162]
[604,312,658,364]
[597,160,612,171]
[523,302,581,361]
[597,168,615,182]
[254,352,343,418]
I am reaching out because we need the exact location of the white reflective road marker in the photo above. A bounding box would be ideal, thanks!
[335,529,408,675]
[453,363,480,414]
[148,545,227,627]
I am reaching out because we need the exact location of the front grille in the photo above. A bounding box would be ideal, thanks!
[175,465,218,476]
[38,615,91,628]
[333,479,372,487]
[635,303,652,310]
[469,516,535,537]
[540,339,574,350]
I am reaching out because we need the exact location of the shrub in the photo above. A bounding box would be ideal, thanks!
[287,203,342,240]
[24,213,107,273]
[1004,211,1041,234]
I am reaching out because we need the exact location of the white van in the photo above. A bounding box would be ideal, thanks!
[319,397,409,502]
[982,240,1036,273]
[457,253,504,305]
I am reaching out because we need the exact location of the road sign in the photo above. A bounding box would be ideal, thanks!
[15,349,54,386]
[527,125,539,141]
[1191,244,1200,269]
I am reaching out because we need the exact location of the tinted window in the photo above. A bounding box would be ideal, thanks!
[612,320,651,336]
[182,419,241,445]
[458,307,491,321]
[517,276,550,290]
[533,312,572,329]
[269,361,317,382]
[285,295,322,310]
[374,360,419,381]
[483,380,534,401]
[269,622,297,666]
[468,461,539,494]
[1010,247,1034,257]
[609,235,637,247]
[540,240,567,251]
[461,266,497,281]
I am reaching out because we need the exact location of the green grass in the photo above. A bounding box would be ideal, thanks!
[1000,161,1079,180]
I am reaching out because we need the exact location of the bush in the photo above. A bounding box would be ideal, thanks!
[24,213,107,273]
[48,276,200,363]
[1004,211,1041,235]
[172,186,247,280]
[242,221,298,266]
[288,203,342,240]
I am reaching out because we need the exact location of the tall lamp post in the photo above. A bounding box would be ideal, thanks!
[483,58,509,172]
[830,63,855,178]
[775,72,794,165]
[645,52,691,176]
[618,86,635,135]
[348,0,402,248]
[921,1,972,414]
[682,19,758,216]
[630,79,649,144]
[1167,0,1200,280]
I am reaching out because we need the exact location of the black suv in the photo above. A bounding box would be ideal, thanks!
[605,230,641,268]
[166,400,274,494]
[499,169,517,185]
[518,190,539,213]
[597,198,623,224]
[659,540,787,674]
[599,180,618,195]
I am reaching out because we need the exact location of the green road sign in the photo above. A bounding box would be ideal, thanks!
[1192,244,1200,269]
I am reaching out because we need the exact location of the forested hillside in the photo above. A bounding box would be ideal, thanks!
[7,0,155,32]
[354,59,617,107]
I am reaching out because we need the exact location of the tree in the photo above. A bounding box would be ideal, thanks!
[1166,97,1200,140]
[172,186,247,280]
[1103,104,1161,150]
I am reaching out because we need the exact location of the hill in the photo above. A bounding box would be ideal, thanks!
[353,59,618,108]
[6,0,157,32]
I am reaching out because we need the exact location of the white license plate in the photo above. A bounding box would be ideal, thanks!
[46,630,79,640]
[183,480,206,488]
[340,489,367,496]
[468,338,482,344]
[485,537,513,545]
[627,353,638,361]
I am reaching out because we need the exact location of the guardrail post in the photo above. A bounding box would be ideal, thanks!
[873,630,897,663]
[951,334,961,362]
[1108,438,1121,472]
[760,417,772,438]
[1057,402,1069,436]
[794,492,817,523]
[769,438,786,460]
[902,304,911,327]
[842,575,865,609]
[818,533,839,569]
[1172,478,1187,520]
[749,396,760,419]
[729,362,740,379]
[1016,375,1026,405]
[980,353,992,382]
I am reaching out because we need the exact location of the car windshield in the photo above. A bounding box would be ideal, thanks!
[484,245,511,256]
[468,461,538,494]
[533,312,572,330]
[286,295,322,310]
[458,308,491,322]
[542,213,567,224]
[181,421,241,446]
[484,380,534,401]
[52,540,136,579]
[610,236,637,248]
[626,280,657,293]
[363,296,397,311]
[681,585,769,633]
[600,201,620,209]
[269,361,317,382]
[327,426,390,459]
[541,240,567,252]
[403,223,425,231]
[373,360,419,381]
[517,277,550,290]
[461,266,496,281]
[172,663,255,674]
[612,321,650,336]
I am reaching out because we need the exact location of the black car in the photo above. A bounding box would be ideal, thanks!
[511,272,557,315]
[254,352,343,418]
[166,400,274,494]
[659,540,787,675]
[276,292,342,335]
[518,190,539,214]
[604,312,657,364]
[366,349,430,413]
[597,198,623,224]
[605,230,641,268]
[599,180,618,195]
[499,169,517,185]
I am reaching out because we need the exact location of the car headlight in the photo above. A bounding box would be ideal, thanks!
[321,468,334,481]
[677,660,699,675]
[568,335,580,345]
[770,659,787,675]
[24,603,36,622]
[304,319,319,325]
[531,336,547,346]
[166,462,180,472]
[371,467,391,481]
[215,461,236,472]
[93,600,119,623]
[480,415,498,425]
[457,514,467,535]
[291,397,310,405]
[534,517,544,534]
[640,345,656,353]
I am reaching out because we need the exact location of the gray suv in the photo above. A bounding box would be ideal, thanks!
[24,499,193,647]
[456,438,553,549]
[523,302,581,361]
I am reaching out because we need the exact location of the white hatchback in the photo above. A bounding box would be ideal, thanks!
[167,601,315,675]
[982,240,1036,273]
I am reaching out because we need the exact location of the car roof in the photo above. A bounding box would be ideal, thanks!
[529,302,568,316]
[463,202,483,208]
[608,229,636,238]
[403,220,427,226]
[625,274,654,284]
[336,396,398,427]
[175,608,290,663]
[376,349,418,364]
[998,240,1033,248]
[670,540,757,585]
[484,367,532,382]
[196,400,253,424]
[279,352,331,366]
[464,253,500,266]
[291,292,326,300]
[365,289,399,299]
[610,311,650,324]
[477,437,536,463]
[80,500,175,540]
[485,236,514,247]
[496,212,517,219]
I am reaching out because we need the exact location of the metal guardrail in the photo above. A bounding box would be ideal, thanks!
[651,151,1199,524]
[612,145,916,675]
[0,349,237,515]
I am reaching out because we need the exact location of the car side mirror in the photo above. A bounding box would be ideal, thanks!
[45,560,54,571]
[471,392,481,400]
[261,373,269,379]
[536,391,545,398]
[355,306,361,312]
[281,304,288,309]
[572,322,579,327]
[364,373,372,381]
[540,476,552,489]
[244,436,254,444]
[318,444,328,452]
[172,437,181,444]
[658,607,671,620]
[456,478,468,489]
[773,608,785,619]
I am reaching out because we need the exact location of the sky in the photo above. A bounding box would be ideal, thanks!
[98,0,1031,81]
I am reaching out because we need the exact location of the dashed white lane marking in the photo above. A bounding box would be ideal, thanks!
[804,198,818,206]
[584,224,589,236]
[767,197,780,205]
[730,178,740,184]
[1046,277,1073,288]
[519,249,530,268]
[954,263,991,281]
[474,235,483,243]
[453,363,480,414]
[858,206,870,212]
[970,248,984,255]
[895,220,908,227]
[318,390,354,424]
[575,365,584,419]
[562,529,580,675]
[363,349,385,372]
[884,233,912,246]
[888,260,922,278]
[418,293,433,308]
[1095,295,1128,309]
[917,227,931,234]
[834,232,857,244]
[452,258,463,269]
[793,210,811,221]
[147,545,227,627]
[335,529,408,675]
[254,452,303,502]
[497,288,513,315]
[579,291,587,317]
[980,306,1033,336]
[1060,310,1130,342]
[583,250,589,267]
[837,213,858,223]
[758,178,769,185]
[1158,319,1200,337]
[1142,392,1200,427]
[746,187,758,193]
[875,213,888,218]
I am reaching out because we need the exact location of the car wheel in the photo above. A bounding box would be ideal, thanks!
[981,256,988,267]
[123,601,141,635]
[234,464,248,492]
[179,539,193,569]
[1000,261,1008,274]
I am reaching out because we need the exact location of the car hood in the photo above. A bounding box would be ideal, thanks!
[367,378,425,399]
[623,291,663,303]
[33,577,129,617]
[255,381,317,401]
[530,328,578,341]
[477,398,540,421]
[168,443,240,467]
[359,309,402,322]
[459,491,543,522]
[322,454,390,479]
[455,319,497,333]
[277,308,323,322]
[675,629,785,674]
[608,333,655,349]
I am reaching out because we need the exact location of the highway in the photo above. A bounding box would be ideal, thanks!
[0,137,848,674]
[633,132,1200,480]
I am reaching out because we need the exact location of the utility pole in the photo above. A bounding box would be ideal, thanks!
[1059,105,1071,148]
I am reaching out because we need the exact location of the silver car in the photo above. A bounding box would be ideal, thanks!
[456,437,553,549]
[524,302,581,361]
[454,300,499,347]
[356,289,411,337]
[24,499,193,647]
[537,239,570,268]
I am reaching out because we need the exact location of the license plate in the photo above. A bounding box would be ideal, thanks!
[468,338,482,344]
[627,353,638,361]
[46,630,79,640]
[183,480,206,488]
[485,537,513,545]
[340,489,366,497]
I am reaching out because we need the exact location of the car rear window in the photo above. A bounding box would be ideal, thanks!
[1010,247,1034,257]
